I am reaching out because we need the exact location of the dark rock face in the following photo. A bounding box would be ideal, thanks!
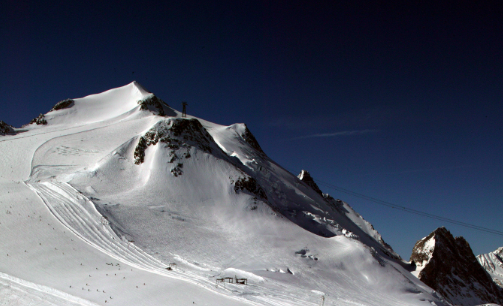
[240,125,265,155]
[133,118,215,177]
[297,170,323,196]
[411,227,503,306]
[0,121,14,135]
[233,176,267,200]
[137,95,169,116]
[51,99,74,111]
[30,113,47,125]
[323,194,344,211]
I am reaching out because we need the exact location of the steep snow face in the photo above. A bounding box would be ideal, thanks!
[410,227,503,306]
[478,247,503,288]
[322,194,400,260]
[1,82,452,306]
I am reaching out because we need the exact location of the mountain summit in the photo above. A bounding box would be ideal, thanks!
[411,227,503,306]
[1,82,449,306]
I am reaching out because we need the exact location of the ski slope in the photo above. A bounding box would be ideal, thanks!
[1,82,451,305]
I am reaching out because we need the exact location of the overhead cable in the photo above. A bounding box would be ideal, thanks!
[306,176,503,236]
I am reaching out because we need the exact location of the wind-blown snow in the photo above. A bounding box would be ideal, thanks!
[0,82,450,306]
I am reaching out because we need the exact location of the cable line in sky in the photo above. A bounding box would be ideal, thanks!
[306,177,503,237]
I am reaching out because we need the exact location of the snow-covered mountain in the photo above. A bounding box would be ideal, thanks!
[1,82,450,305]
[478,247,503,289]
[410,227,503,306]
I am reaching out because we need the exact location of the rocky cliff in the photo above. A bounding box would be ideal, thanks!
[410,227,503,306]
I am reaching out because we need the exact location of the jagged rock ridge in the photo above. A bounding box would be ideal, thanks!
[410,227,503,306]
[240,124,265,155]
[297,170,323,196]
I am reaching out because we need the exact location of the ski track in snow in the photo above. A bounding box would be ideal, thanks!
[11,118,314,305]
[26,180,318,306]
[0,271,99,306]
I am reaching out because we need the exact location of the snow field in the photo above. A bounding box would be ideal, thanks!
[0,178,254,306]
[1,82,452,306]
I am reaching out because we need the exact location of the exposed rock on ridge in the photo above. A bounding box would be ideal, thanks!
[30,113,47,125]
[137,94,169,116]
[50,99,74,111]
[133,118,216,178]
[295,170,400,259]
[0,121,14,135]
[410,227,503,306]
[297,170,323,196]
[233,176,267,200]
[240,124,265,155]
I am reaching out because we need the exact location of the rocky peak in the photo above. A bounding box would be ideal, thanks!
[239,124,265,155]
[133,118,218,177]
[297,170,323,196]
[137,94,170,116]
[410,227,503,306]
[0,121,14,135]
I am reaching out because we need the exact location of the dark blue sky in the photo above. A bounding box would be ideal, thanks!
[2,0,502,258]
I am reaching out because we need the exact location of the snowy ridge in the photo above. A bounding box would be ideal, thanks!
[478,247,503,288]
[24,81,172,129]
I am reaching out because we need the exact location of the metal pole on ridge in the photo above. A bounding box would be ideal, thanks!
[182,101,188,117]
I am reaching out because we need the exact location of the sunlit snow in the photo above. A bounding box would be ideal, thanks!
[0,82,450,306]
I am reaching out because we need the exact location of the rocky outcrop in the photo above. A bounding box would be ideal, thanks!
[133,118,217,178]
[30,113,47,125]
[0,121,14,135]
[137,95,169,116]
[233,176,267,200]
[297,170,323,196]
[240,124,265,155]
[478,247,503,288]
[411,227,503,306]
[50,99,74,111]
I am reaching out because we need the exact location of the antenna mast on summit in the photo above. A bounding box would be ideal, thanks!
[182,101,188,117]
